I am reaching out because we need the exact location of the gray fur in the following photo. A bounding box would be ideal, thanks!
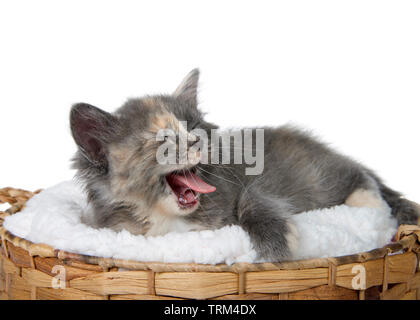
[70,69,419,262]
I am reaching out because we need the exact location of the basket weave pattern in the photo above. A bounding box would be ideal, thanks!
[1,187,419,300]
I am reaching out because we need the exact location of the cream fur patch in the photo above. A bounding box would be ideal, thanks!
[345,189,389,210]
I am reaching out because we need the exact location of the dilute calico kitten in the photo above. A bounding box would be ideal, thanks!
[70,69,419,261]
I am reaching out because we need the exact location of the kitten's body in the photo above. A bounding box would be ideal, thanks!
[71,69,419,261]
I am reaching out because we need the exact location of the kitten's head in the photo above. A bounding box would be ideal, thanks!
[70,69,217,219]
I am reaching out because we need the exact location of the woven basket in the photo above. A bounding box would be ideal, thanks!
[0,187,419,300]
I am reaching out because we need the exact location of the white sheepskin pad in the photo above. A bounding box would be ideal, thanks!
[3,180,398,265]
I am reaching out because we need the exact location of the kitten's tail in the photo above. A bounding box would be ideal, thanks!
[378,182,420,225]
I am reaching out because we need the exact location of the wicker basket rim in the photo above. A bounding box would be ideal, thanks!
[1,186,419,273]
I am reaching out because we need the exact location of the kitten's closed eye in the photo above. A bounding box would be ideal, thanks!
[187,120,200,131]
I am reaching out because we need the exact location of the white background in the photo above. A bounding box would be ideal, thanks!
[0,1,419,201]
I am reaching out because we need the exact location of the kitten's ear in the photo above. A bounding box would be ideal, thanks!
[70,103,118,166]
[173,68,199,104]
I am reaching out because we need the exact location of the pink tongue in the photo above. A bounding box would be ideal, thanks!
[170,171,216,194]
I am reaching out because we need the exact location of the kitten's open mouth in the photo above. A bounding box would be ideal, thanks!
[165,169,216,209]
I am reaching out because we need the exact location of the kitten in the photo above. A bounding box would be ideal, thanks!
[70,69,419,262]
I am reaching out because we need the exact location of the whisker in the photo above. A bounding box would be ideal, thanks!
[197,166,240,186]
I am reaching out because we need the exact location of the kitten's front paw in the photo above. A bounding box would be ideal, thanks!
[250,220,300,262]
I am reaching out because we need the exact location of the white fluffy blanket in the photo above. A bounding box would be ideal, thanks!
[3,181,398,265]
